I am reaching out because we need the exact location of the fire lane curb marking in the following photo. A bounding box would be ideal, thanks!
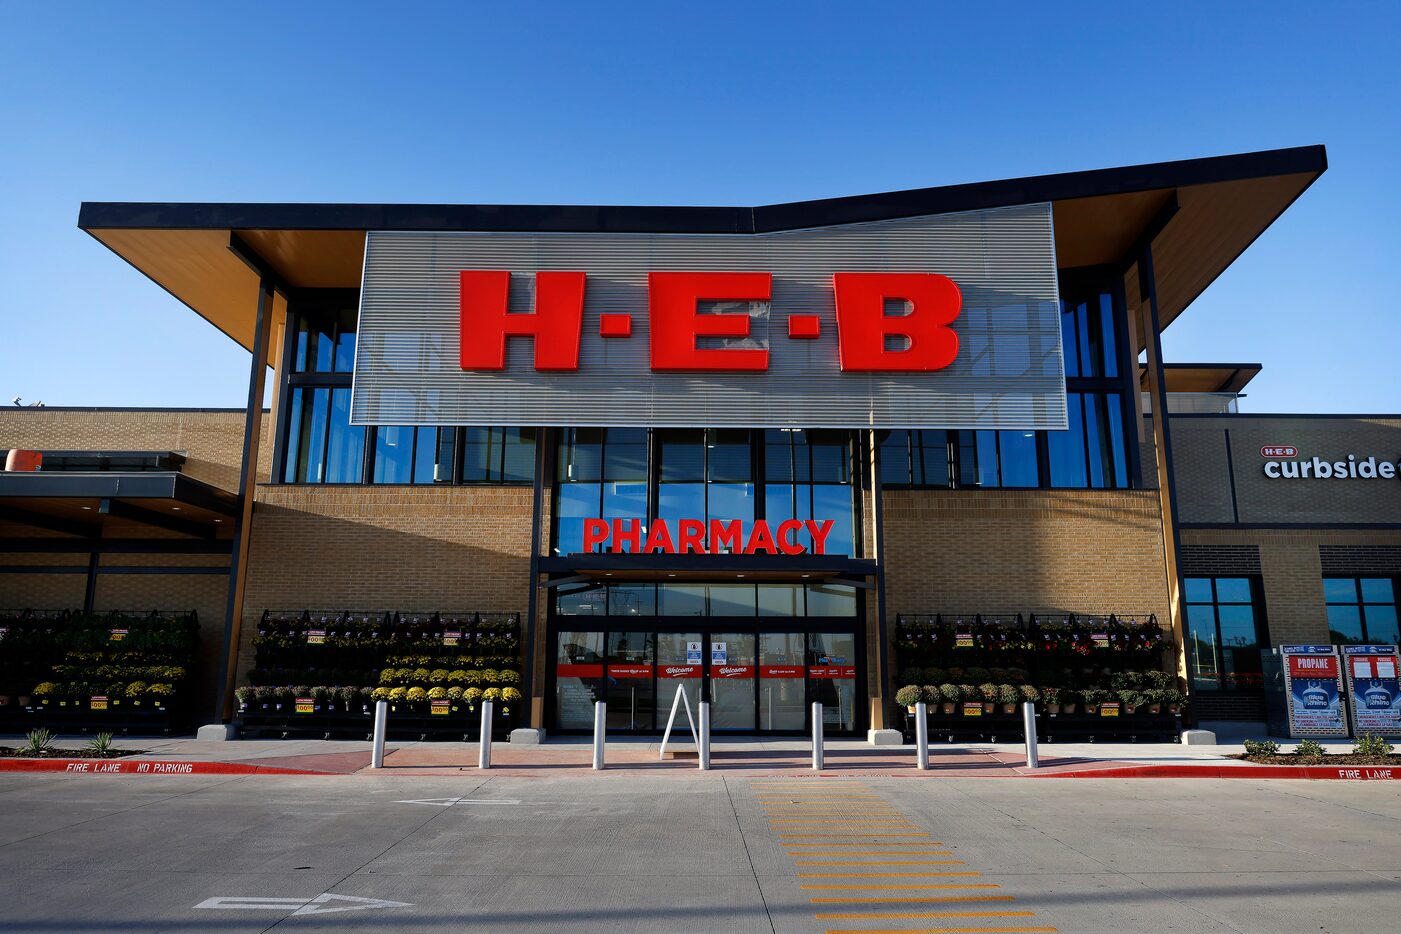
[0,759,325,775]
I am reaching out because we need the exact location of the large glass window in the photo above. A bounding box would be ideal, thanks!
[1325,578,1399,645]
[1185,577,1267,691]
[1060,292,1118,379]
[764,429,856,555]
[1048,393,1129,489]
[554,428,647,555]
[556,582,859,618]
[461,428,537,484]
[293,306,356,374]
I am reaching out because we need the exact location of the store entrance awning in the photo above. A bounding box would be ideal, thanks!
[538,553,877,588]
[0,471,239,540]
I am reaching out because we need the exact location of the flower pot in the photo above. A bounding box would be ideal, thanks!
[1148,704,1162,715]
[941,702,955,715]
[982,702,995,714]
[906,705,917,714]
[1060,702,1075,714]
[0,695,9,706]
[1085,704,1099,715]
[1000,703,1017,714]
[1169,704,1181,714]
[1045,703,1060,715]
[1124,706,1137,716]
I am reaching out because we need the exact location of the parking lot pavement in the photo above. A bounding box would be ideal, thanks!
[1,773,1399,932]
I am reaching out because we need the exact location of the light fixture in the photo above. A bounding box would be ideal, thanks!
[736,574,745,578]
[171,506,181,511]
[81,505,92,511]
[801,573,811,579]
[213,519,223,523]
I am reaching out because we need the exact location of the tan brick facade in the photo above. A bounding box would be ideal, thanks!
[238,484,538,679]
[882,489,1172,620]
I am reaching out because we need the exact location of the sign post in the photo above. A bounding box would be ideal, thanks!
[1281,645,1349,738]
[478,700,493,769]
[1343,645,1401,737]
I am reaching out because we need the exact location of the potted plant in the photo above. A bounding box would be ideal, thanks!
[1058,689,1078,715]
[996,683,1019,714]
[1164,689,1186,714]
[978,682,998,714]
[1018,684,1039,710]
[1081,688,1104,715]
[500,687,522,716]
[1041,686,1060,714]
[235,686,255,712]
[1119,690,1144,715]
[1142,689,1164,715]
[894,684,923,713]
[938,683,960,714]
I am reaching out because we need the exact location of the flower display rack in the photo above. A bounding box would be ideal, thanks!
[237,609,524,741]
[892,611,1187,743]
[0,608,199,736]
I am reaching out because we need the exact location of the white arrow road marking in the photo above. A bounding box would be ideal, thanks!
[194,894,411,915]
[394,797,521,806]
[294,894,413,915]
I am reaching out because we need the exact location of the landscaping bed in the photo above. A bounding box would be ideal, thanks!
[1233,735,1401,767]
[0,746,143,759]
[1232,753,1401,766]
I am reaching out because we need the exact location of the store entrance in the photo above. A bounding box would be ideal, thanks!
[552,627,860,735]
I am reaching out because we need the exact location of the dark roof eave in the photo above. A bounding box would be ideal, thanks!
[78,145,1327,236]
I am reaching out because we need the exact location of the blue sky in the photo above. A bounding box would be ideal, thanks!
[1,2,1397,412]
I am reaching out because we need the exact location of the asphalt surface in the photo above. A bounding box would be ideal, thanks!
[0,771,1398,933]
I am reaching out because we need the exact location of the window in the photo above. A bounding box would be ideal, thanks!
[764,429,856,555]
[1060,292,1118,378]
[1184,577,1267,691]
[555,582,859,618]
[1048,393,1128,488]
[292,306,357,374]
[1325,578,1399,645]
[878,430,951,488]
[553,428,647,555]
[370,426,454,484]
[283,387,366,483]
[461,428,537,483]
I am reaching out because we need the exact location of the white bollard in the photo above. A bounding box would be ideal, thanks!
[592,701,606,770]
[478,700,493,769]
[699,702,711,771]
[1023,701,1039,769]
[915,701,929,770]
[812,702,824,771]
[370,700,388,769]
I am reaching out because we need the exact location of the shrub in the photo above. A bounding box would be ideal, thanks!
[336,686,359,706]
[310,686,330,702]
[1018,685,1040,704]
[427,686,448,700]
[898,667,925,685]
[1354,733,1394,758]
[1118,690,1146,710]
[977,682,998,703]
[464,687,483,707]
[371,687,391,701]
[481,669,501,685]
[405,687,428,703]
[939,683,962,703]
[124,681,148,698]
[1041,686,1060,705]
[447,670,468,685]
[446,686,464,701]
[1143,670,1174,689]
[378,669,399,685]
[498,669,521,684]
[22,728,54,756]
[234,686,256,705]
[483,687,502,703]
[925,667,947,683]
[32,682,58,698]
[501,687,522,706]
[995,684,1019,705]
[966,667,991,684]
[1295,738,1327,761]
[411,668,431,685]
[429,669,449,684]
[1243,738,1279,757]
[920,684,940,704]
[388,687,408,703]
[894,685,923,707]
[1005,668,1028,684]
[86,732,114,758]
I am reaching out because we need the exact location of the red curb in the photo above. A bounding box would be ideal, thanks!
[0,759,327,775]
[1030,763,1401,780]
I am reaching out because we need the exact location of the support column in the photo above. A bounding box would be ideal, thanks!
[213,279,275,723]
[524,427,551,732]
[1137,244,1188,688]
[82,551,99,614]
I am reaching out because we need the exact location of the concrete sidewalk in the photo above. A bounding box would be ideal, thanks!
[1,732,1287,777]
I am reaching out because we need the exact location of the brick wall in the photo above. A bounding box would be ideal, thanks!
[238,484,539,679]
[0,408,272,489]
[1180,544,1261,576]
[882,489,1171,620]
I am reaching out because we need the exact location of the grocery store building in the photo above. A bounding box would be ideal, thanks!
[4,143,1398,739]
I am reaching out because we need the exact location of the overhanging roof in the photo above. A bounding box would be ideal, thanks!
[78,145,1326,353]
[1140,363,1263,394]
[0,472,239,539]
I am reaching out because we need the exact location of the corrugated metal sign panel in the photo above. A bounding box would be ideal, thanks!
[351,203,1065,429]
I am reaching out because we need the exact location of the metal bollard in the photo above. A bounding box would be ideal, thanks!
[370,700,388,769]
[478,700,493,769]
[1023,701,1039,769]
[699,702,711,771]
[915,701,929,770]
[592,700,606,770]
[811,702,824,771]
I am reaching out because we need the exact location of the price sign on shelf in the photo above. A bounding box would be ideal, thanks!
[90,696,108,710]
[295,697,314,714]
[442,631,461,646]
[955,633,973,648]
[430,699,450,716]
[1100,702,1120,717]
[1091,634,1109,649]
[109,628,128,642]
[306,629,326,645]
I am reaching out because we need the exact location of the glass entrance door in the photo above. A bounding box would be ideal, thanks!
[708,632,757,730]
[556,631,605,729]
[759,632,806,730]
[808,632,857,732]
[605,631,655,731]
[656,631,704,727]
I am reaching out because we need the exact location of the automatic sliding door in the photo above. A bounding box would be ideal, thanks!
[606,631,655,731]
[759,632,806,730]
[709,632,757,730]
[556,631,604,729]
[656,632,703,730]
[808,632,857,732]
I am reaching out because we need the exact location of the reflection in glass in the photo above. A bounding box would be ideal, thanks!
[606,632,655,730]
[324,389,365,483]
[808,632,856,731]
[760,633,806,729]
[373,426,414,483]
[710,633,756,730]
[555,631,604,729]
